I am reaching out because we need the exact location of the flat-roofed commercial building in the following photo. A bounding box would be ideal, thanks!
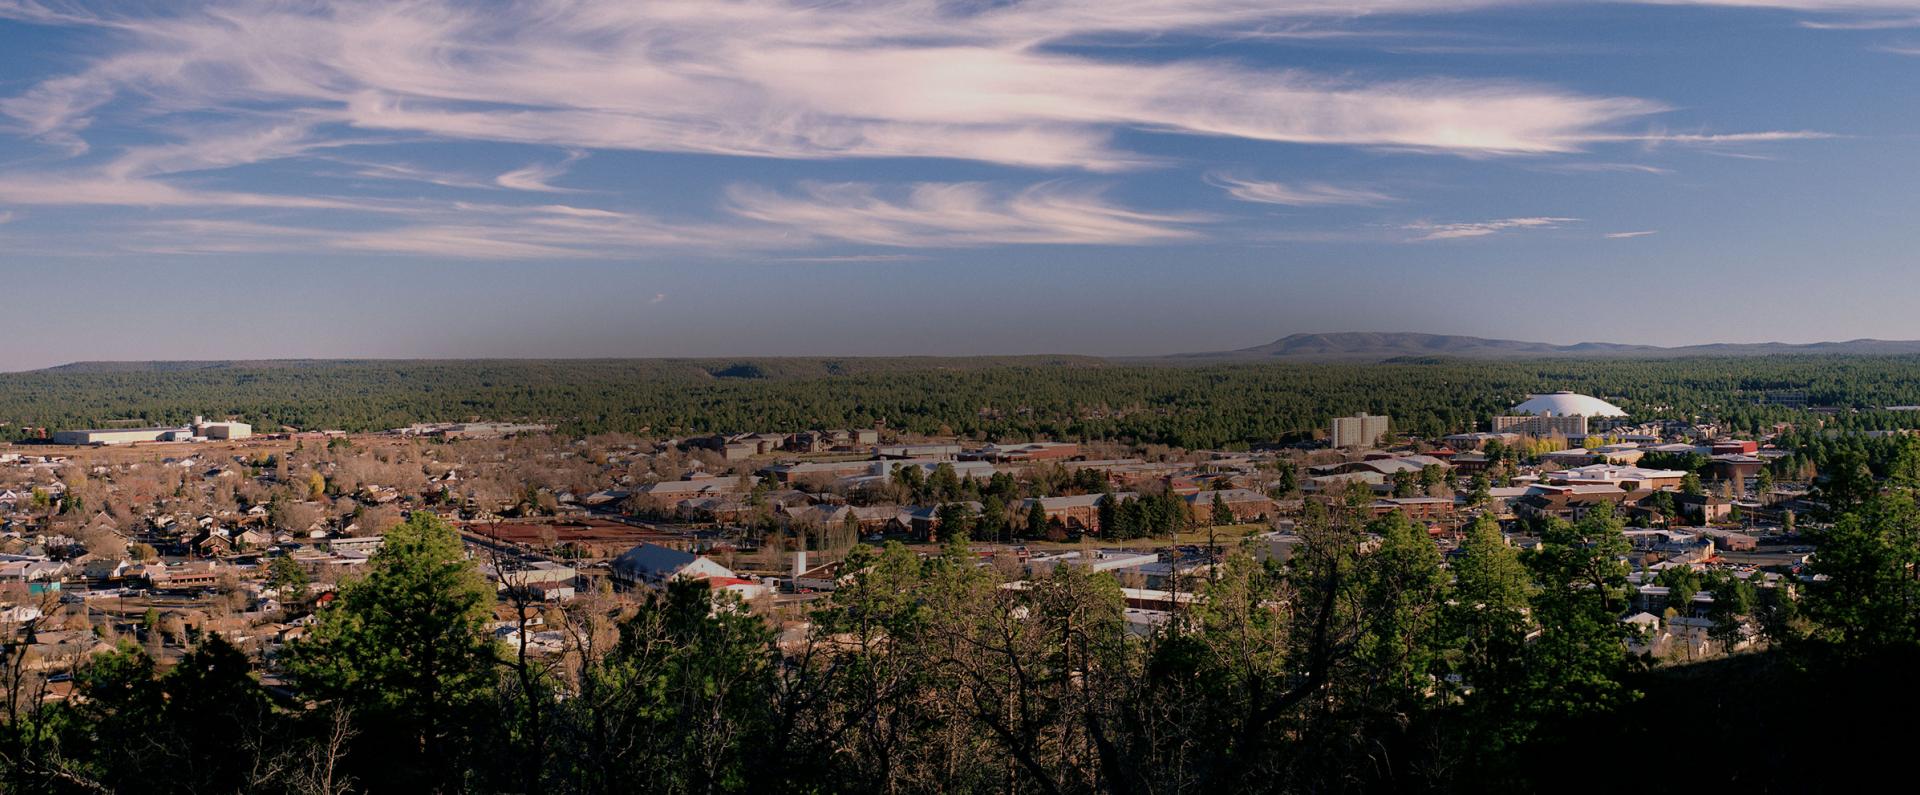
[51,427,189,446]
[197,421,251,440]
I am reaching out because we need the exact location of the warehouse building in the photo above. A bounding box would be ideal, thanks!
[51,427,190,446]
[52,415,251,446]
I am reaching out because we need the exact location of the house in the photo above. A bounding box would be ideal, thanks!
[81,558,133,582]
[705,576,771,604]
[493,560,579,590]
[1372,496,1455,521]
[892,502,984,540]
[674,496,760,524]
[1697,527,1759,551]
[148,561,222,591]
[782,504,896,532]
[1676,493,1733,523]
[319,535,382,557]
[1448,452,1492,475]
[1515,488,1647,522]
[1017,492,1139,532]
[628,476,745,509]
[610,543,737,589]
[191,533,233,557]
[1185,489,1276,523]
[0,560,69,583]
[1706,455,1766,488]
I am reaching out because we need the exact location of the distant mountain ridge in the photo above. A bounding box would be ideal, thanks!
[31,334,1920,373]
[1166,332,1920,362]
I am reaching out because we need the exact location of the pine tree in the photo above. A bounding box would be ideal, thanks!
[1027,500,1050,538]
[1210,493,1235,527]
[284,511,498,791]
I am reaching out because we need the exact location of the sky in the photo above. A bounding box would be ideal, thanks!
[3,1,1920,370]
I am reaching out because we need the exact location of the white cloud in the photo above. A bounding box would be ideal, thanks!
[1605,230,1659,238]
[495,150,587,192]
[1800,15,1920,28]
[1405,216,1579,241]
[649,293,667,304]
[1205,173,1395,206]
[0,0,1865,260]
[332,159,495,190]
[773,254,930,263]
[726,181,1205,246]
[0,0,1675,173]
[1535,161,1673,175]
[0,173,378,210]
[1585,130,1836,145]
[1653,2,1920,10]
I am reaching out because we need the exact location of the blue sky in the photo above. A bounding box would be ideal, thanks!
[2,1,1920,370]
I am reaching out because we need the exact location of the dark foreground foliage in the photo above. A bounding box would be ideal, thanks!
[7,495,1920,795]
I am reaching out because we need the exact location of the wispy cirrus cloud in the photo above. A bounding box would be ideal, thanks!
[1606,230,1659,238]
[772,254,931,263]
[0,0,1865,262]
[0,0,1675,173]
[1586,130,1837,145]
[726,182,1205,247]
[1800,15,1920,29]
[1534,161,1673,175]
[1405,216,1579,241]
[496,150,588,192]
[1205,173,1396,206]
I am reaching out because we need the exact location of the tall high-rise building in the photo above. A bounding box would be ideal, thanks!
[1330,413,1390,449]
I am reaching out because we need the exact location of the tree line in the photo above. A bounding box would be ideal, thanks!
[17,356,1920,448]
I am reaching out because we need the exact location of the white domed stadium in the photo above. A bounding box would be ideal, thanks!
[1510,391,1627,417]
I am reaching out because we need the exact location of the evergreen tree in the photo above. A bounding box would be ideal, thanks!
[979,495,1008,542]
[1353,511,1448,706]
[1520,509,1637,729]
[284,511,499,792]
[936,501,974,543]
[268,555,310,601]
[1803,494,1920,652]
[1026,500,1050,538]
[1446,513,1535,757]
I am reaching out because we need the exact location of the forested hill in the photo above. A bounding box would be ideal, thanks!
[36,355,1111,378]
[9,355,1920,447]
[1164,332,1920,362]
